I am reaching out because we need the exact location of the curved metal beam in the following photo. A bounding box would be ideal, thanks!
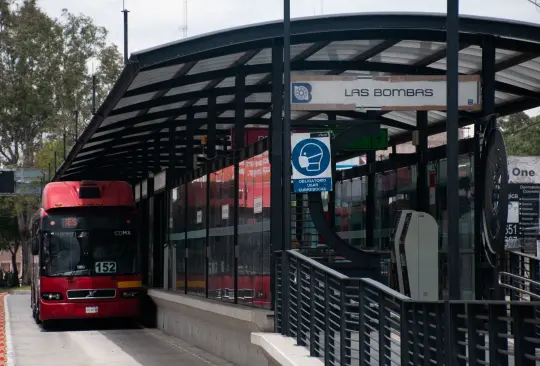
[307,192,381,275]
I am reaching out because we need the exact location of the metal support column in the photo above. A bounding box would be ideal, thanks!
[184,113,195,295]
[185,113,195,172]
[327,113,336,230]
[207,93,217,159]
[234,72,246,305]
[282,0,292,252]
[168,123,176,188]
[416,111,429,212]
[270,41,284,314]
[478,36,497,300]
[205,163,210,299]
[153,136,160,173]
[446,0,461,300]
[366,111,377,249]
[366,150,376,249]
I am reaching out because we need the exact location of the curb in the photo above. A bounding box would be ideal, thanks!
[4,295,14,366]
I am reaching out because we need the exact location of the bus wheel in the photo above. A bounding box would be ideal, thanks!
[34,304,42,325]
[41,320,52,330]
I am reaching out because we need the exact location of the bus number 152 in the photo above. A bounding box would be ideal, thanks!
[95,262,117,273]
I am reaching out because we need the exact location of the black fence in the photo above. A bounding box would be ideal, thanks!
[276,249,540,365]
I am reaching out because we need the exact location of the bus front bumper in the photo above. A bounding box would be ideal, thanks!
[39,299,141,321]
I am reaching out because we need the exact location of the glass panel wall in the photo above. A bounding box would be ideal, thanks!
[208,166,235,302]
[168,150,271,309]
[431,154,475,299]
[238,151,271,308]
[335,177,368,248]
[186,176,207,297]
[171,185,186,292]
[336,148,475,299]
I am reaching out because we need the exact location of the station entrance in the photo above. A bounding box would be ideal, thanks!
[49,12,540,365]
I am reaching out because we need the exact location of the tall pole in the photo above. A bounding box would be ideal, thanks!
[63,132,66,160]
[92,74,96,114]
[122,2,129,65]
[446,0,460,300]
[74,110,79,142]
[282,0,292,251]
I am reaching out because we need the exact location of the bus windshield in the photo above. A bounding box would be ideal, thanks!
[42,212,138,277]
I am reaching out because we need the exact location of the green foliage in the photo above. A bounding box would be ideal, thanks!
[0,195,38,250]
[0,197,19,252]
[499,112,540,156]
[34,138,64,178]
[0,1,123,167]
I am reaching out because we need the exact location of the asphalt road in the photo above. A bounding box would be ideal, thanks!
[7,294,236,366]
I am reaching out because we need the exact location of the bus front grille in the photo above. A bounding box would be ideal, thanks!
[66,289,116,299]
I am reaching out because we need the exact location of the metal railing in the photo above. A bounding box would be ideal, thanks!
[500,250,540,301]
[276,249,540,365]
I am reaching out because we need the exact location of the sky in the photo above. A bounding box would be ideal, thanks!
[38,0,540,116]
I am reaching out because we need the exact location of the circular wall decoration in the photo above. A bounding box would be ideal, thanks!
[482,128,509,255]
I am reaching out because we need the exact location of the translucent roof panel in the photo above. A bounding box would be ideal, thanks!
[187,53,246,75]
[55,13,540,181]
[497,57,540,91]
[308,40,384,61]
[374,41,446,65]
[148,101,186,114]
[128,64,185,91]
[165,82,209,97]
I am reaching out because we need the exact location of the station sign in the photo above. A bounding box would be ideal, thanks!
[344,128,388,150]
[291,132,333,193]
[290,75,481,111]
[505,156,540,250]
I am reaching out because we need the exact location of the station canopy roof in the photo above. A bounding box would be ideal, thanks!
[55,12,540,182]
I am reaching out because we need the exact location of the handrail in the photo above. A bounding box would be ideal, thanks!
[276,248,540,365]
[499,271,540,300]
[286,249,351,280]
[507,250,540,261]
[358,277,410,301]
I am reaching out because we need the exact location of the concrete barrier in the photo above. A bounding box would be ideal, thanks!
[148,289,274,366]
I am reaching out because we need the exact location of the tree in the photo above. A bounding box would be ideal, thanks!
[0,0,60,166]
[0,1,123,285]
[499,112,540,156]
[34,138,64,179]
[0,195,38,286]
[0,1,124,168]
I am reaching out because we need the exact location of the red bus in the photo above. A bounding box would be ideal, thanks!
[30,180,142,328]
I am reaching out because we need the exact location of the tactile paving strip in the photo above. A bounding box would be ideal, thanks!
[0,293,6,365]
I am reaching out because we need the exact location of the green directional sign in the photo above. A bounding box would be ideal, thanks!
[344,128,388,150]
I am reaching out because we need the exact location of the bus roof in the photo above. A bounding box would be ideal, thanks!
[42,181,134,211]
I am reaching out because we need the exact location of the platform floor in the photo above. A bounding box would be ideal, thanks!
[7,294,236,366]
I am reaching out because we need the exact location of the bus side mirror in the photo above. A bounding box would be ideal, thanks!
[31,235,39,256]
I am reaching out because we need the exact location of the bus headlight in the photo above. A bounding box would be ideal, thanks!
[121,291,140,298]
[41,292,63,300]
